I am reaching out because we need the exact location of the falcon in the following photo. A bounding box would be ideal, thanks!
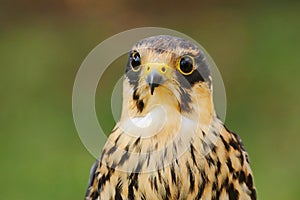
[85,35,257,200]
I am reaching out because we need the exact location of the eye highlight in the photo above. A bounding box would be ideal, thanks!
[177,55,195,75]
[130,51,141,72]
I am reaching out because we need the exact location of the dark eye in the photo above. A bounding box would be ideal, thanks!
[178,55,194,75]
[131,51,141,71]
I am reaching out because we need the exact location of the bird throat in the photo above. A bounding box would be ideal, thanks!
[104,81,220,173]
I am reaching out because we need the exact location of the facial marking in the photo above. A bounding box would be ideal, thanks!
[124,35,212,115]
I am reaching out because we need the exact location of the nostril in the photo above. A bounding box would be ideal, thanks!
[161,67,166,72]
[147,66,150,71]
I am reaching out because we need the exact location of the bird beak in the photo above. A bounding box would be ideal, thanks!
[145,63,168,95]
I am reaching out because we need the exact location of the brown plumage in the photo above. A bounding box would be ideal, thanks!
[85,35,257,200]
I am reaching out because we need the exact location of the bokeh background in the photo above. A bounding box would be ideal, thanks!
[1,1,300,199]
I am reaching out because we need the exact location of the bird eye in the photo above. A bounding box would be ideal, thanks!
[131,51,141,71]
[178,55,195,75]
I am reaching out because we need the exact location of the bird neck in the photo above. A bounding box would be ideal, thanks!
[119,82,218,148]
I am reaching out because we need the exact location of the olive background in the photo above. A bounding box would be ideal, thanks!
[1,1,300,199]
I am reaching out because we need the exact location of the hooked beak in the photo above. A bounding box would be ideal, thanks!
[145,63,168,95]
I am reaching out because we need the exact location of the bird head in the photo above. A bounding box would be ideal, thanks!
[121,35,215,128]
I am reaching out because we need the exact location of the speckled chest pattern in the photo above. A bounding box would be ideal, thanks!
[86,124,256,200]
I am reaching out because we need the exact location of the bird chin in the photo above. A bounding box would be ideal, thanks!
[119,106,168,138]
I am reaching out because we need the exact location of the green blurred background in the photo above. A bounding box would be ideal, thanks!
[1,1,300,199]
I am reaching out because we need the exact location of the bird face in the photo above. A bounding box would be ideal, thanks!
[122,35,214,125]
